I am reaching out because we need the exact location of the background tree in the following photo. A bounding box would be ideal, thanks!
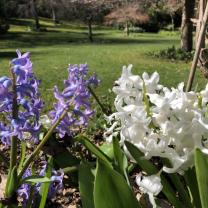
[70,0,113,42]
[181,0,196,52]
[164,0,183,31]
[30,0,41,31]
[105,3,149,36]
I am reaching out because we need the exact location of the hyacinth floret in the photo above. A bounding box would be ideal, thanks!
[0,50,43,145]
[50,64,100,138]
[105,65,208,174]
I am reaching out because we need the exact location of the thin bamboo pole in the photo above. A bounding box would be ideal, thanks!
[186,1,208,92]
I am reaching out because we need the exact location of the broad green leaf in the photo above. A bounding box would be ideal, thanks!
[39,156,53,208]
[99,143,114,159]
[162,159,192,207]
[94,159,140,208]
[54,150,80,169]
[79,162,95,208]
[125,141,184,208]
[184,167,201,208]
[21,176,51,184]
[168,174,192,207]
[195,148,208,208]
[125,141,156,173]
[75,135,112,164]
[5,166,17,198]
[113,137,129,184]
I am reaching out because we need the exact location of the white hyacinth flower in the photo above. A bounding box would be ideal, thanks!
[105,65,208,174]
[136,173,163,208]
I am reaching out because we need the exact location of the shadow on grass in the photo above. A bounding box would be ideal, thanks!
[0,51,16,58]
[9,18,113,31]
[0,31,178,49]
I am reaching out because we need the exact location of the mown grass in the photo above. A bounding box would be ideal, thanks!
[0,18,206,112]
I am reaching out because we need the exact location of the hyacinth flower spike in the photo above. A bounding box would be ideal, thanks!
[0,51,99,206]
[19,64,99,181]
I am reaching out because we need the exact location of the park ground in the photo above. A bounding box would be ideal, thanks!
[0,18,206,111]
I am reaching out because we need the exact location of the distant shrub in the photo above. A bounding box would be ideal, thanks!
[139,20,160,33]
[138,12,161,33]
[148,46,194,62]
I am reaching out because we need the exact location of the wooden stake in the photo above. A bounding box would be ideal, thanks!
[186,1,208,92]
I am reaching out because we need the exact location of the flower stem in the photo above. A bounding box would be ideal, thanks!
[10,70,18,170]
[62,165,79,174]
[18,106,69,180]
[88,86,109,115]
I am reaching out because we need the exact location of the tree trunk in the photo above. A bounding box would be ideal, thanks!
[31,0,40,31]
[181,0,195,52]
[88,19,93,42]
[52,6,57,24]
[170,13,174,31]
[50,0,58,24]
[126,21,129,36]
[196,0,207,48]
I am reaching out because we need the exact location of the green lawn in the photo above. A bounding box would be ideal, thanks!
[0,18,206,111]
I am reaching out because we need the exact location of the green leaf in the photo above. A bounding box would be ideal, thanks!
[125,141,156,173]
[26,185,36,208]
[94,159,140,208]
[75,135,112,164]
[184,167,201,208]
[161,158,192,207]
[5,166,18,198]
[113,137,129,184]
[21,176,51,184]
[39,156,53,208]
[18,141,26,171]
[79,162,95,208]
[99,143,114,159]
[125,141,184,208]
[168,173,192,207]
[195,148,208,208]
[54,150,80,169]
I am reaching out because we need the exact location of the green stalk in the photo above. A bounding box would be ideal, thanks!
[18,106,70,180]
[62,165,79,174]
[18,141,26,171]
[26,186,35,208]
[10,71,18,170]
[5,70,19,199]
[88,86,109,115]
